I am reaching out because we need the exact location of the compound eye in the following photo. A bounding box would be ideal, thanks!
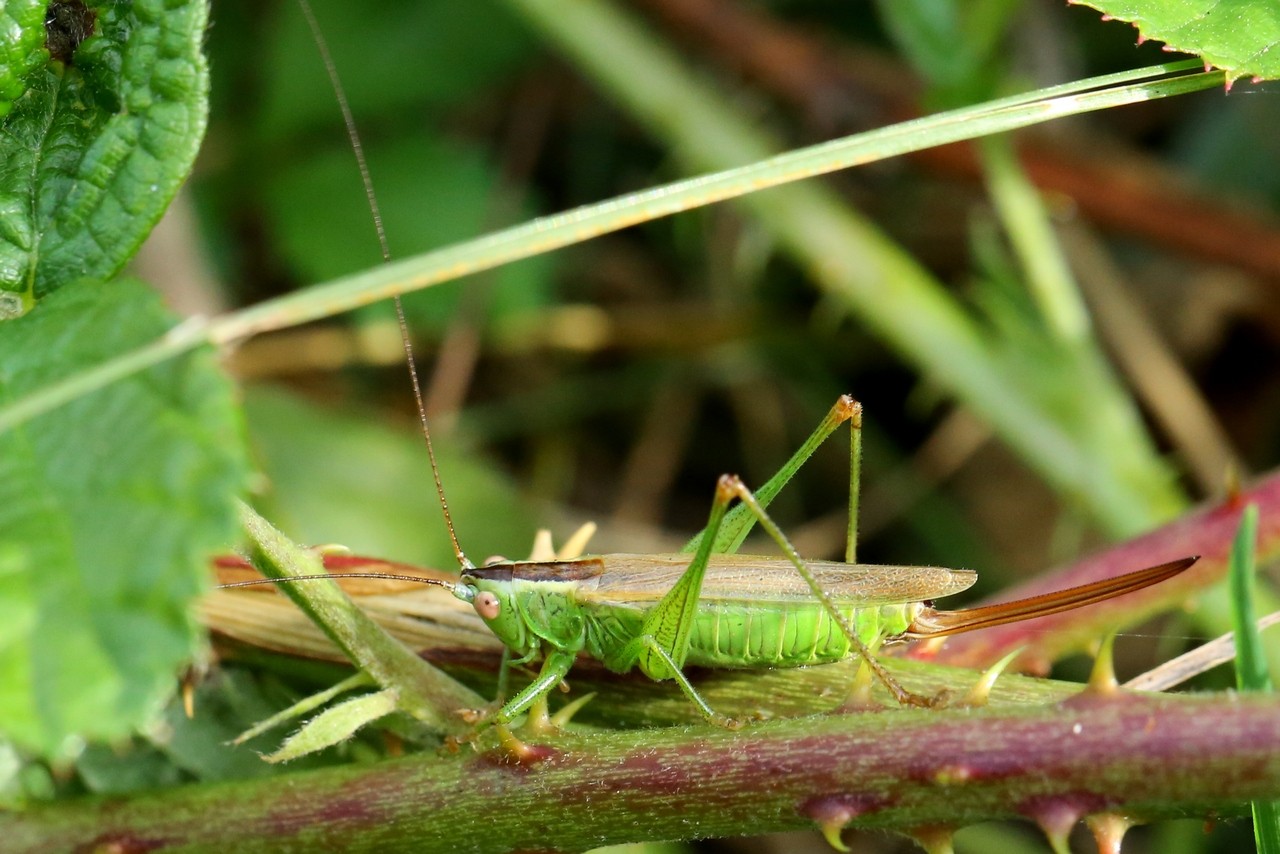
[474,591,501,620]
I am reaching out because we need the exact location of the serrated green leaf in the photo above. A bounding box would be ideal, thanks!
[1075,0,1280,81]
[0,0,209,316]
[0,0,46,119]
[0,278,247,759]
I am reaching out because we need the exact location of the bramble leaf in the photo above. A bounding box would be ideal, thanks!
[0,0,45,119]
[0,278,247,759]
[0,0,209,316]
[1074,0,1280,81]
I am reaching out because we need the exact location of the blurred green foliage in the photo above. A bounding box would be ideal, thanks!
[4,0,1280,851]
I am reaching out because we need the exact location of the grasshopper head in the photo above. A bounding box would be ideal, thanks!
[457,570,531,654]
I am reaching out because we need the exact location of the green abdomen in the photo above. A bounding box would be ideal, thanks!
[683,600,920,668]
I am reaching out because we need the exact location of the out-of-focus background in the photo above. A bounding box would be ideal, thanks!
[133,1,1280,851]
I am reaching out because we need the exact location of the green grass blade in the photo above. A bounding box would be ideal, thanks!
[507,0,1198,539]
[0,61,1220,438]
[1231,505,1272,691]
[1228,503,1280,853]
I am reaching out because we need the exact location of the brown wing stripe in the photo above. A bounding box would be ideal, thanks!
[469,558,606,582]
[906,556,1198,638]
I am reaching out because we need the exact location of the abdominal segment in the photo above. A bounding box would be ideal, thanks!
[683,600,919,668]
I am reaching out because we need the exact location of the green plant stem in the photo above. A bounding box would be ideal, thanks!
[980,136,1091,345]
[1230,505,1271,692]
[210,470,1280,720]
[7,690,1280,853]
[1226,504,1280,852]
[239,503,483,730]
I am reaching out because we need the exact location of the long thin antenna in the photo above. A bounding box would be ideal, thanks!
[297,0,473,571]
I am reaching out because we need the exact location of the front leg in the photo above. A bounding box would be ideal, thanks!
[453,650,578,763]
[492,648,577,728]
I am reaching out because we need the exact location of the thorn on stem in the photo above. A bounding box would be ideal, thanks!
[550,692,596,728]
[1086,812,1137,854]
[799,794,884,852]
[907,824,957,854]
[964,647,1023,707]
[1020,794,1101,854]
[492,724,555,766]
[840,659,881,711]
[1084,633,1120,696]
